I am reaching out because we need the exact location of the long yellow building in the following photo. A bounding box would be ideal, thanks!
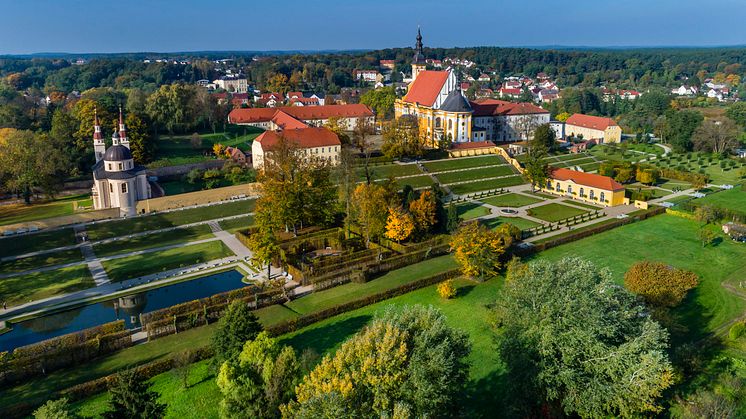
[541,168,626,207]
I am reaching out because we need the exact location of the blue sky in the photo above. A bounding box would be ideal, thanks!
[0,0,744,54]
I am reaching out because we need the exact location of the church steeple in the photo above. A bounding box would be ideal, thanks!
[93,107,106,162]
[411,27,427,82]
[118,106,130,150]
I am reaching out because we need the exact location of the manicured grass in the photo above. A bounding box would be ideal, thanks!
[527,202,588,222]
[435,165,515,184]
[448,175,526,195]
[86,200,255,241]
[101,241,234,282]
[160,180,203,196]
[382,175,435,190]
[656,179,692,191]
[0,248,83,275]
[456,202,491,220]
[697,187,746,212]
[560,199,602,210]
[363,163,423,180]
[92,225,214,257]
[480,193,544,208]
[149,127,263,168]
[0,265,94,308]
[422,155,506,172]
[538,215,746,342]
[480,216,541,231]
[0,228,77,258]
[0,194,92,227]
[218,215,255,233]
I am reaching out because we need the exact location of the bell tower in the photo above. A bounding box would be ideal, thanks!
[93,108,106,162]
[411,27,426,81]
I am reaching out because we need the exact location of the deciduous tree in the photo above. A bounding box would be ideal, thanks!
[350,182,395,247]
[693,118,739,155]
[384,207,414,243]
[408,190,437,237]
[450,222,513,280]
[33,398,75,419]
[495,257,674,418]
[623,261,699,307]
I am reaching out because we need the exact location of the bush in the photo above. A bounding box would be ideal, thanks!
[624,261,698,307]
[729,321,746,340]
[437,280,457,299]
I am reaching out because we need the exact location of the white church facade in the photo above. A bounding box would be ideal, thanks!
[91,109,151,217]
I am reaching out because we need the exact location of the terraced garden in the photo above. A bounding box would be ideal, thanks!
[0,265,94,307]
[448,175,526,195]
[434,165,515,184]
[422,155,507,172]
[527,202,588,222]
[480,192,544,207]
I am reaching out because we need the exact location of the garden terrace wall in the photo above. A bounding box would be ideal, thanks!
[0,321,133,386]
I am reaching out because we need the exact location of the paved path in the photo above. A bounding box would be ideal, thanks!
[76,224,110,286]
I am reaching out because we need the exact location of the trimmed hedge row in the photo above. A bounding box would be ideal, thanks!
[676,200,746,224]
[518,206,666,255]
[140,285,258,325]
[0,321,132,387]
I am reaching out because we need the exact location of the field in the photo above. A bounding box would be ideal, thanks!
[92,225,215,257]
[448,175,525,195]
[149,126,263,168]
[0,248,83,275]
[86,200,255,241]
[101,241,234,282]
[526,202,588,222]
[434,165,515,184]
[0,194,92,227]
[0,265,94,307]
[696,187,746,211]
[480,192,544,207]
[0,228,77,258]
[456,202,491,220]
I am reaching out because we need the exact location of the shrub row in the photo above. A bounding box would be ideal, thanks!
[140,285,258,325]
[657,167,709,186]
[0,321,133,387]
[518,207,666,255]
[676,200,746,224]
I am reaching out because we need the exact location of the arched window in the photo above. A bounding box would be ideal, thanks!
[567,185,573,194]
[555,182,561,192]
[435,117,441,128]
[580,187,585,197]
[448,120,452,130]
[600,192,606,202]
[590,190,595,200]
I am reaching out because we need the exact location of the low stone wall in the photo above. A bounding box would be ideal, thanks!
[136,182,261,213]
[0,208,120,234]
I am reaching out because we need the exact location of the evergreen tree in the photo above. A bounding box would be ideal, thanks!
[104,369,166,419]
[212,300,263,365]
[446,202,460,233]
[34,398,76,419]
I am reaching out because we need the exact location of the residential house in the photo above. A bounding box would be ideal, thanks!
[213,75,248,93]
[251,127,341,170]
[353,69,382,83]
[671,85,698,96]
[224,146,248,165]
[499,87,522,99]
[229,104,375,131]
[380,60,396,70]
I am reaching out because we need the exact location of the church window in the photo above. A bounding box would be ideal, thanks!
[448,120,452,130]
[107,164,111,170]
[118,163,122,170]
[121,183,127,193]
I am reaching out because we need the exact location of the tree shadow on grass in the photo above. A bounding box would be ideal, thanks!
[456,284,475,298]
[281,315,372,356]
[461,368,510,418]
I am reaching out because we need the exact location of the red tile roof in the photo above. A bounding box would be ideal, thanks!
[566,114,617,131]
[229,104,373,124]
[470,99,548,117]
[255,127,341,150]
[550,167,624,191]
[271,110,309,129]
[450,141,496,150]
[403,70,449,107]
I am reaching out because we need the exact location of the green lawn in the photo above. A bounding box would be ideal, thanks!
[527,203,588,222]
[0,228,77,258]
[696,187,746,212]
[160,180,203,196]
[0,194,92,227]
[86,200,255,241]
[448,176,526,195]
[434,166,515,184]
[0,264,94,307]
[456,202,491,220]
[101,241,234,282]
[0,248,83,275]
[560,199,602,210]
[93,225,214,257]
[218,215,255,233]
[149,127,263,168]
[480,216,542,231]
[362,163,423,180]
[480,193,544,208]
[378,175,434,190]
[422,155,506,172]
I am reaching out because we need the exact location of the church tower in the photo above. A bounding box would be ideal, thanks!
[411,27,426,81]
[118,106,130,150]
[93,108,106,162]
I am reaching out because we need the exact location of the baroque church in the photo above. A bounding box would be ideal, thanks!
[91,108,151,217]
[394,29,550,147]
[394,28,474,147]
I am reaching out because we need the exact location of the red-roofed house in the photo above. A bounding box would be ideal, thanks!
[228,104,374,130]
[564,113,622,143]
[251,127,341,170]
[542,167,626,206]
[289,97,320,107]
[499,87,522,99]
[380,60,396,70]
[225,146,248,165]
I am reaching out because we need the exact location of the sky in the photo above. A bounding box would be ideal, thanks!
[0,0,745,54]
